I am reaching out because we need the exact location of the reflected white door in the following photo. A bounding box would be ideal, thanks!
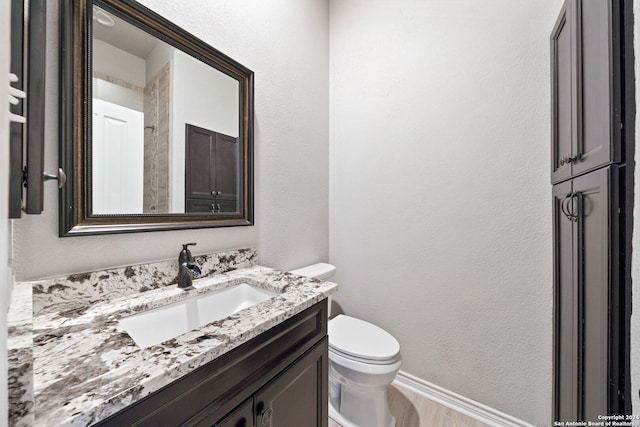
[92,98,144,214]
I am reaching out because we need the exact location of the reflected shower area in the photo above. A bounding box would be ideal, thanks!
[142,60,170,213]
[90,4,240,216]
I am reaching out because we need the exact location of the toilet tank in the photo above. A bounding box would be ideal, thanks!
[290,263,336,317]
[290,263,336,280]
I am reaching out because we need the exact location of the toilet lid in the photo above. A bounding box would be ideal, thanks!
[328,315,400,362]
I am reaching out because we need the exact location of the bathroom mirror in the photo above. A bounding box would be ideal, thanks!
[59,0,254,236]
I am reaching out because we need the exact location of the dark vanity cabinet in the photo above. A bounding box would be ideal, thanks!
[551,0,630,421]
[96,300,329,427]
[551,0,622,184]
[215,342,327,427]
[185,124,240,214]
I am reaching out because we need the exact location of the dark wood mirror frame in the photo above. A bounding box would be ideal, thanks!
[59,0,254,236]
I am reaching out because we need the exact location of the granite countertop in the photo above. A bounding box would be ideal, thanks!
[8,248,337,426]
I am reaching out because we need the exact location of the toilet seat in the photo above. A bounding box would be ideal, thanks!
[329,346,402,377]
[329,315,400,363]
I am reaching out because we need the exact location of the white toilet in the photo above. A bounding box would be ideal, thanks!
[290,263,402,427]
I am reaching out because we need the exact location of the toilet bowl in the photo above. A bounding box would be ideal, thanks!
[290,263,401,427]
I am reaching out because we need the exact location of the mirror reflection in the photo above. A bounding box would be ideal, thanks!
[91,5,240,215]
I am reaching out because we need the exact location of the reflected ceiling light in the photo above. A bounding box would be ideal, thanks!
[93,7,115,27]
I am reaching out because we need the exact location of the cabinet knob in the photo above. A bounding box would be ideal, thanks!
[260,407,273,425]
[43,168,67,189]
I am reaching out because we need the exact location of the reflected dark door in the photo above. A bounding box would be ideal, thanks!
[185,124,238,213]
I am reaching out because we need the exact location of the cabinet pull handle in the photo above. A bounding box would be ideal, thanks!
[260,407,273,425]
[559,154,579,166]
[561,192,579,222]
[568,192,580,222]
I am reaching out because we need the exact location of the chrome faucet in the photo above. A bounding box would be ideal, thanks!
[178,243,201,289]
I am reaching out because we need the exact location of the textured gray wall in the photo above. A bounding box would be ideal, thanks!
[13,0,330,280]
[328,1,560,424]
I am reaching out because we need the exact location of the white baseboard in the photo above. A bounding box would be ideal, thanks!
[393,371,536,427]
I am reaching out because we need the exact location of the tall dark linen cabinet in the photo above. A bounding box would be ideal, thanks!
[551,0,633,421]
[185,124,240,214]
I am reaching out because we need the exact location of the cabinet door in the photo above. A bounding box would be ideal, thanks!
[185,125,239,213]
[186,198,216,213]
[214,398,254,427]
[572,0,621,176]
[216,199,239,214]
[573,167,615,420]
[551,0,573,183]
[554,167,620,421]
[255,338,328,427]
[551,0,621,183]
[186,124,216,200]
[215,133,239,201]
[553,180,577,420]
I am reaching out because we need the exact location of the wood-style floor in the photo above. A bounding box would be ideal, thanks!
[328,383,491,427]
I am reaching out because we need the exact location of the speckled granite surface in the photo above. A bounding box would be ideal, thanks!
[8,282,34,427]
[31,247,257,316]
[7,248,337,426]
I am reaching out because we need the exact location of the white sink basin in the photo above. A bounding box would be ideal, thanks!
[120,283,277,348]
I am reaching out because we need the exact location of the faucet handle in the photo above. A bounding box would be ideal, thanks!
[179,243,198,264]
